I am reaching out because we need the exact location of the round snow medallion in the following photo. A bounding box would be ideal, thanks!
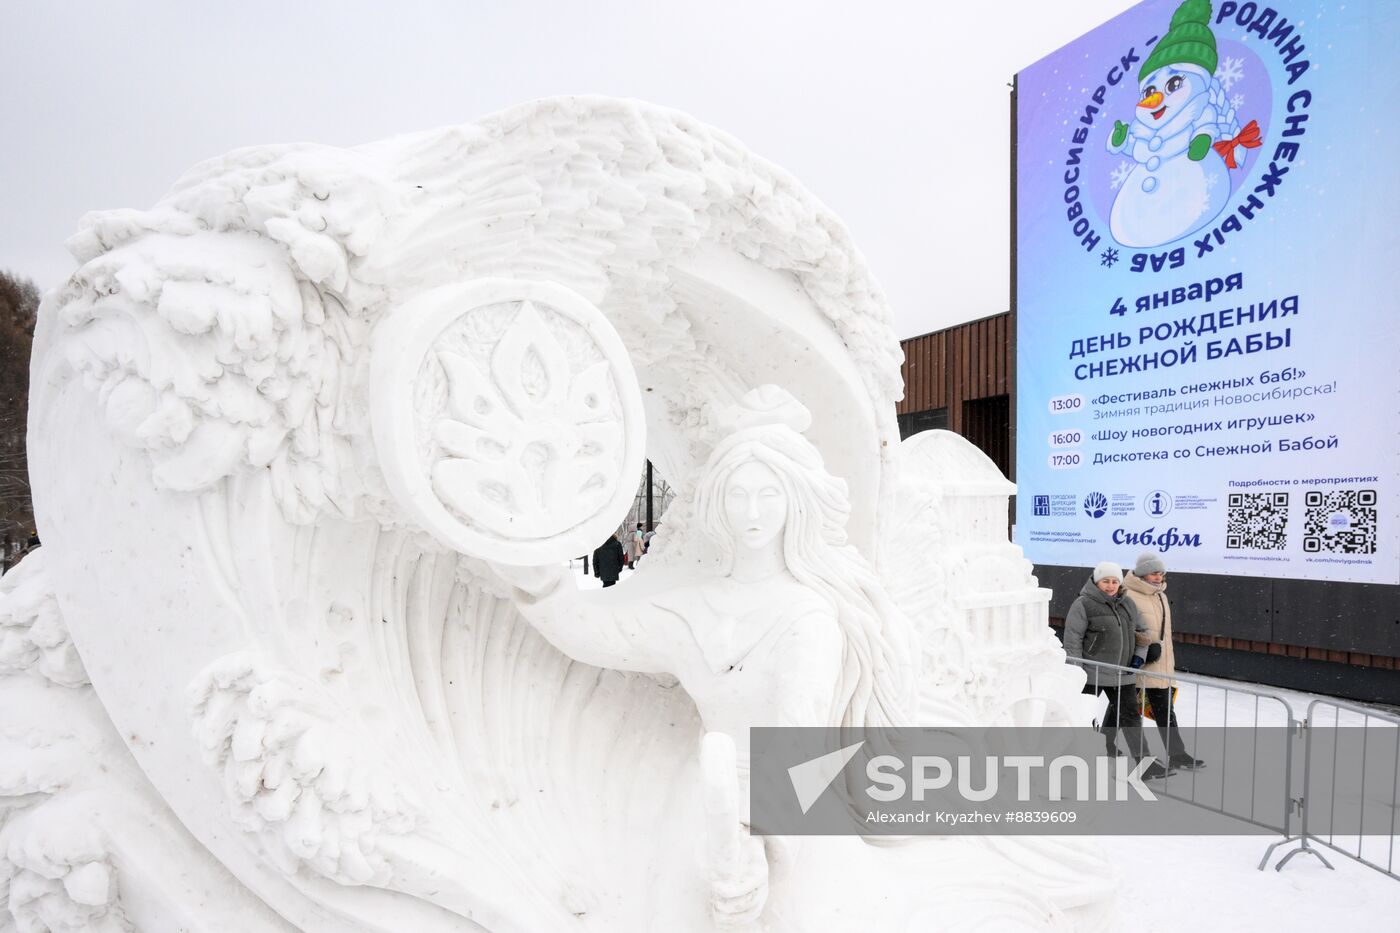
[371,279,645,564]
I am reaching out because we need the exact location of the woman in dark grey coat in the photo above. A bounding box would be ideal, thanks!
[1063,561,1165,777]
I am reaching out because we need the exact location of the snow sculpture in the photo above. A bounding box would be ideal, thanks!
[1105,0,1262,247]
[4,97,1110,930]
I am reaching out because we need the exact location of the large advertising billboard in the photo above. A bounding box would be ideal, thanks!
[1015,0,1400,584]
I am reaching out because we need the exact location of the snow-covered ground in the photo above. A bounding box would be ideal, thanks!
[1100,831,1400,932]
[1167,676,1393,730]
[569,559,1400,931]
[1104,668,1399,931]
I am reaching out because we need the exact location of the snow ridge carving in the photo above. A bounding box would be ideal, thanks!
[0,551,85,688]
[0,819,132,933]
[0,552,128,932]
[188,653,421,885]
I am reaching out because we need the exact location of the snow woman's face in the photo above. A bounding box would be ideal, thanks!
[723,459,788,553]
[1135,66,1205,128]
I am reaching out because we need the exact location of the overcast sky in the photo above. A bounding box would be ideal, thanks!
[1,0,1139,338]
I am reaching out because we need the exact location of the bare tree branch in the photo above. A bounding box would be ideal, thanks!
[0,269,39,545]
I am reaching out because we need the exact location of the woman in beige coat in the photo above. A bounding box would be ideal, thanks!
[1122,551,1204,771]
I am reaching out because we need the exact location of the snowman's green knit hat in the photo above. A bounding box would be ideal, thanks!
[1140,0,1219,79]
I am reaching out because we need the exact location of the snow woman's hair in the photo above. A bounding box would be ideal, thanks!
[692,386,915,730]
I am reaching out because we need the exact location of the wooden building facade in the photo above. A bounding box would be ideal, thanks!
[896,312,1012,478]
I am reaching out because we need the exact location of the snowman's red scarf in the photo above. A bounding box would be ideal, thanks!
[1213,120,1263,169]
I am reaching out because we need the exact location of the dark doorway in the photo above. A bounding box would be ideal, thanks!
[961,395,1010,477]
[897,407,948,440]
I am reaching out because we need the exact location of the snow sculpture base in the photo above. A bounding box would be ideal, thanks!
[3,98,1115,931]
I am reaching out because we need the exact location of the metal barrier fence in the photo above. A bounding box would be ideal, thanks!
[1070,656,1304,869]
[1274,696,1400,881]
[1071,656,1400,880]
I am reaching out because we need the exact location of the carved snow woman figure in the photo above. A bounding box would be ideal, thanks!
[1104,0,1261,248]
[494,386,916,925]
[493,387,1084,930]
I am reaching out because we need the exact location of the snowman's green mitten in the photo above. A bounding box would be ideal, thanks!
[1188,133,1213,161]
[1111,120,1129,148]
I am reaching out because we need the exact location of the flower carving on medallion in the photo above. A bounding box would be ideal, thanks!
[372,280,645,563]
[430,300,622,535]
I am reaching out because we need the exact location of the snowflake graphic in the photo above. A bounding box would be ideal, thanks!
[1100,248,1120,268]
[1218,56,1246,91]
[1109,160,1133,191]
[1194,191,1214,219]
[1230,93,1245,112]
[1206,172,1220,190]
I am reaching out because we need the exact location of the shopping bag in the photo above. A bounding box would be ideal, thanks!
[1139,686,1179,721]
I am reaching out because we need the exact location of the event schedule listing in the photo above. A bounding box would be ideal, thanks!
[1041,273,1336,472]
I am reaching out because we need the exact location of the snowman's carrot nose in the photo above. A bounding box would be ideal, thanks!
[1138,91,1165,109]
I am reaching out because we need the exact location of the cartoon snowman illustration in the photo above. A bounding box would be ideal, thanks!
[1106,0,1262,248]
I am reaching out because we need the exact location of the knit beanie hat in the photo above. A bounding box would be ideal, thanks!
[1140,0,1219,79]
[1092,561,1122,583]
[1134,551,1167,576]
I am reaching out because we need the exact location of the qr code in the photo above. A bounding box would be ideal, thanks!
[1226,492,1289,550]
[1303,489,1378,554]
